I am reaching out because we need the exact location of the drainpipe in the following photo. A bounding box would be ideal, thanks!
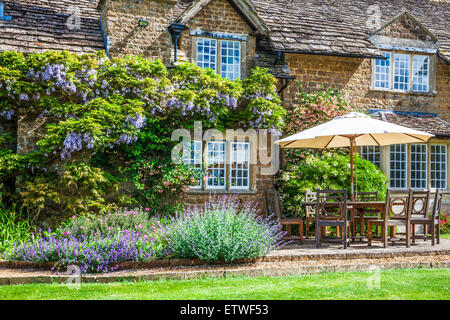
[168,23,186,62]
[99,17,110,58]
[277,76,295,95]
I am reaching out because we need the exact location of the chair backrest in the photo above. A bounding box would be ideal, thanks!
[315,189,347,220]
[411,189,430,218]
[305,190,316,217]
[265,189,282,219]
[384,189,412,221]
[431,189,444,221]
[355,191,378,202]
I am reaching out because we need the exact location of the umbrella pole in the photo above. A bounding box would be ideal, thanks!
[350,137,355,201]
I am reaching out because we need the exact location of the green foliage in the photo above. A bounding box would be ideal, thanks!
[166,197,285,262]
[284,84,352,163]
[0,50,284,220]
[57,208,169,239]
[0,204,34,253]
[277,152,388,216]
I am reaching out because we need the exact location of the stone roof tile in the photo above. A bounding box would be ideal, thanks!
[0,0,104,54]
[371,110,450,137]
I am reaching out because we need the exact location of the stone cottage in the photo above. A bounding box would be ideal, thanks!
[0,0,449,211]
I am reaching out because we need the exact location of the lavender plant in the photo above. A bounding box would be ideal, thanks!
[165,196,286,262]
[5,229,168,273]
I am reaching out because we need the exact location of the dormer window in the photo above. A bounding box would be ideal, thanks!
[0,2,12,21]
[373,51,431,93]
[194,32,243,81]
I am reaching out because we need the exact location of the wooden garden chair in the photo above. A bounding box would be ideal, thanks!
[411,189,443,246]
[265,189,303,243]
[305,190,317,239]
[315,189,350,249]
[368,189,413,248]
[352,191,380,239]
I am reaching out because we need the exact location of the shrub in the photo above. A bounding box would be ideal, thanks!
[165,196,286,262]
[440,211,449,234]
[277,152,388,216]
[6,230,168,273]
[0,205,34,253]
[57,207,169,238]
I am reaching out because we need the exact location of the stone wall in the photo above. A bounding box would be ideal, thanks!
[99,0,176,62]
[283,53,450,121]
[178,0,257,77]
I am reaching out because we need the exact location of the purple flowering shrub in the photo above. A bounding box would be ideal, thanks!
[6,230,168,273]
[165,196,286,262]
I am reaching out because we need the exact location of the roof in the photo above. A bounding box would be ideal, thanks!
[0,0,104,53]
[249,0,450,60]
[370,110,450,138]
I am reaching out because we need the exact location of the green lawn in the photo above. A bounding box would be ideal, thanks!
[0,268,448,300]
[440,233,450,239]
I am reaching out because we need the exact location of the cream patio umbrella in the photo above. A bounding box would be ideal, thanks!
[275,112,434,199]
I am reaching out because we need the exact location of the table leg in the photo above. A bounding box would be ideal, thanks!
[360,213,365,237]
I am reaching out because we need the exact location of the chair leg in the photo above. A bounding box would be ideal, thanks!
[431,223,435,246]
[368,223,372,246]
[343,224,347,249]
[299,222,304,244]
[316,222,320,248]
[406,223,410,248]
[437,224,440,245]
[412,224,416,244]
[383,224,388,248]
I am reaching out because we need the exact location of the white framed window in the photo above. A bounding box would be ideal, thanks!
[183,141,203,188]
[374,52,391,89]
[390,144,407,188]
[412,55,429,92]
[220,40,241,80]
[373,52,431,93]
[360,146,381,168]
[230,142,250,189]
[206,141,226,189]
[393,53,411,91]
[410,144,428,189]
[431,145,447,189]
[195,37,241,80]
[196,38,217,71]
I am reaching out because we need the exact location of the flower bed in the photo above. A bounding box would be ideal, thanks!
[3,197,286,273]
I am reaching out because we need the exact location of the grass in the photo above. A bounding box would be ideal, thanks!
[440,233,450,239]
[0,268,448,300]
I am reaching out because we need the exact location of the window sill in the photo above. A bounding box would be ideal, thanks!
[186,189,256,195]
[369,88,437,96]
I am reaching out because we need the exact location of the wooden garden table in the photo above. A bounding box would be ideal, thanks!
[302,201,386,240]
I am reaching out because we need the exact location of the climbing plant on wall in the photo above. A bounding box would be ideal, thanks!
[0,50,285,222]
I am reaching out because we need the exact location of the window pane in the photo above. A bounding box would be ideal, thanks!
[390,144,407,188]
[206,141,226,188]
[230,142,250,189]
[410,144,427,189]
[394,53,410,91]
[183,141,203,188]
[220,40,241,80]
[431,145,447,189]
[374,52,391,89]
[196,38,217,71]
[412,55,429,92]
[360,146,381,168]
